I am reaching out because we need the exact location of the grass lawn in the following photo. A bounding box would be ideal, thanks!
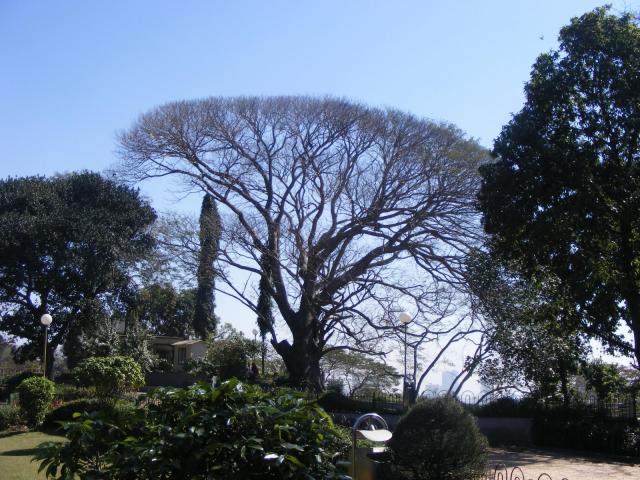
[0,431,65,480]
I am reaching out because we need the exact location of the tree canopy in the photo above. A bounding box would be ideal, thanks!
[479,8,640,367]
[116,96,488,389]
[0,172,156,376]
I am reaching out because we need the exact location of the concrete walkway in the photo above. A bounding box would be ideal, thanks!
[489,447,639,480]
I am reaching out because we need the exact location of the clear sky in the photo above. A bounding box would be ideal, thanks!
[1,1,636,377]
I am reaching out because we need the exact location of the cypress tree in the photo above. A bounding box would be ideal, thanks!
[194,194,221,339]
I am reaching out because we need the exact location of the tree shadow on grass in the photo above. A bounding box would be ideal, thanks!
[0,447,42,456]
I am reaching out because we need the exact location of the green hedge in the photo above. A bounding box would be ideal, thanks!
[42,398,136,431]
[36,379,347,479]
[533,411,640,456]
[72,356,144,399]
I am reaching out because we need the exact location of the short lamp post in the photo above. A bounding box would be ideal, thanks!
[40,313,53,378]
[399,311,412,407]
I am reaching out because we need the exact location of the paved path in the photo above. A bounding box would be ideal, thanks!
[489,447,639,480]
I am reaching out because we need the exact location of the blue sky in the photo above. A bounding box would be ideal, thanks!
[1,1,635,374]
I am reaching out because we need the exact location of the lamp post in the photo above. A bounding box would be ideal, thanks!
[40,313,53,378]
[399,311,412,407]
[253,328,266,375]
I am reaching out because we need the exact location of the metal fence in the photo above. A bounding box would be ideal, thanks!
[478,464,568,480]
[347,389,639,418]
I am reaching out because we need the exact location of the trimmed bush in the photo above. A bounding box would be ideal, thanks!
[0,404,23,431]
[72,356,144,399]
[387,396,488,480]
[16,376,56,428]
[36,379,347,479]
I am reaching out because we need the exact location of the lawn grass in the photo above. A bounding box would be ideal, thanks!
[0,431,65,480]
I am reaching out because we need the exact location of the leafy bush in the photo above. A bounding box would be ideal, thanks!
[533,409,640,456]
[468,396,539,418]
[42,398,136,431]
[318,391,403,415]
[387,396,488,480]
[72,356,144,399]
[16,376,56,428]
[36,379,348,479]
[0,370,39,401]
[0,404,23,430]
[54,383,94,402]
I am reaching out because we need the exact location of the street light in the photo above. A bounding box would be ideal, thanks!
[399,311,412,407]
[40,313,52,378]
[253,328,266,375]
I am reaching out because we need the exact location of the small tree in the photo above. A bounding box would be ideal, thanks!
[17,376,55,427]
[72,356,144,400]
[388,396,488,480]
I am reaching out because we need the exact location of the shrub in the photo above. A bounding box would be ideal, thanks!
[387,396,488,480]
[16,376,56,428]
[0,404,23,431]
[42,398,136,431]
[54,383,94,402]
[72,356,144,399]
[36,379,347,479]
[469,396,539,418]
[0,370,39,401]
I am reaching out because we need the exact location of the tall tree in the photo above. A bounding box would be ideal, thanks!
[193,194,221,339]
[466,250,586,403]
[479,8,640,367]
[0,172,155,377]
[116,96,488,389]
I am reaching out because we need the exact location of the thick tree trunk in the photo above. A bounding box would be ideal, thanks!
[273,312,323,391]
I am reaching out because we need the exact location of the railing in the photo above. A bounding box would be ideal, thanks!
[346,389,638,418]
[0,366,40,378]
[479,464,568,480]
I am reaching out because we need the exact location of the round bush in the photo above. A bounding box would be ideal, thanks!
[16,376,56,428]
[72,356,144,399]
[387,396,488,480]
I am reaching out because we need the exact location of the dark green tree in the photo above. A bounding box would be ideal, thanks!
[133,283,196,337]
[193,194,221,339]
[479,8,640,367]
[466,250,586,403]
[0,172,155,377]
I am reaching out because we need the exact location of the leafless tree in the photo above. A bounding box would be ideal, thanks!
[115,96,488,389]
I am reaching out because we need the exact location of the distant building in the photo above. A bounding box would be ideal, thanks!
[441,370,457,392]
[151,336,207,371]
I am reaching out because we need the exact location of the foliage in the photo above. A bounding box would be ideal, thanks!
[321,350,398,395]
[118,316,157,373]
[184,323,258,381]
[387,396,488,480]
[466,250,586,402]
[42,398,136,432]
[0,403,23,430]
[478,7,640,366]
[533,409,640,456]
[0,172,156,376]
[54,384,94,403]
[317,391,403,415]
[36,380,348,479]
[0,370,39,401]
[116,96,488,389]
[194,193,221,339]
[468,396,540,418]
[131,282,196,337]
[16,376,56,427]
[72,356,144,400]
[581,361,629,401]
